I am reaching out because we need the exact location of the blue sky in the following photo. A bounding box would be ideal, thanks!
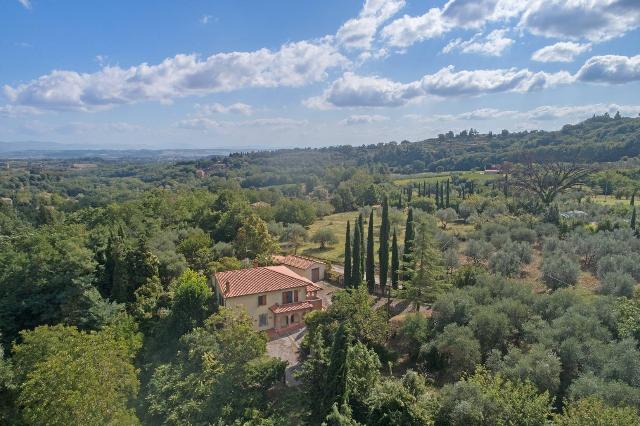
[1,0,639,149]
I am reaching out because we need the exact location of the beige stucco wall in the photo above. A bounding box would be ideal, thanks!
[284,263,326,282]
[214,278,308,330]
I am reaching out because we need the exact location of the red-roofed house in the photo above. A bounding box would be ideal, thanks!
[273,255,326,282]
[213,265,323,331]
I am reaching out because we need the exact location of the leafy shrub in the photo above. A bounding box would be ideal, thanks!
[541,254,580,290]
[599,272,636,298]
[489,250,522,278]
[490,233,511,250]
[464,239,493,264]
[510,227,537,244]
[503,241,533,264]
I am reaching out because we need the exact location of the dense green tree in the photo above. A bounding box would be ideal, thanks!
[0,224,105,346]
[555,397,640,426]
[274,198,316,226]
[344,221,352,288]
[437,368,552,426]
[168,269,213,339]
[13,323,141,425]
[176,227,214,272]
[352,219,362,288]
[379,195,390,290]
[421,324,481,383]
[391,229,399,290]
[146,308,285,425]
[234,214,279,260]
[366,210,375,293]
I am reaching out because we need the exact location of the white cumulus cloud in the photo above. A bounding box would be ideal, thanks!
[194,102,253,116]
[443,29,514,57]
[3,41,347,112]
[531,42,592,63]
[336,0,406,50]
[575,54,640,84]
[339,114,389,125]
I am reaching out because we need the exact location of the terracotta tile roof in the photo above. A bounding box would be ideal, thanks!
[215,265,313,298]
[306,284,322,293]
[269,301,314,314]
[273,255,322,270]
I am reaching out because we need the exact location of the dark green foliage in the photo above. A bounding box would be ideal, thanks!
[352,218,362,288]
[358,214,365,282]
[323,325,351,413]
[344,221,352,288]
[402,208,415,281]
[379,195,389,289]
[366,210,375,293]
[391,229,399,290]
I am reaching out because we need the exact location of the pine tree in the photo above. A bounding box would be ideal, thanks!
[344,221,352,288]
[366,210,375,293]
[352,219,362,288]
[391,229,399,290]
[446,179,450,208]
[358,214,365,278]
[379,195,390,290]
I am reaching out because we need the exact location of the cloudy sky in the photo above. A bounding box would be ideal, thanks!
[1,0,640,149]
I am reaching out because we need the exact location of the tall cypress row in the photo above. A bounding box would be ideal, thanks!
[344,221,352,288]
[352,218,362,288]
[379,195,389,290]
[391,228,399,290]
[366,210,375,293]
[358,213,365,278]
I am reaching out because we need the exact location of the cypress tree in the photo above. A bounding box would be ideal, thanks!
[403,208,415,281]
[435,181,440,208]
[407,187,412,203]
[440,182,445,209]
[358,214,365,278]
[323,324,351,412]
[366,210,375,293]
[379,195,390,290]
[427,183,431,198]
[632,206,637,231]
[446,179,450,208]
[344,221,352,288]
[631,191,636,206]
[397,192,402,209]
[352,219,362,288]
[391,228,399,290]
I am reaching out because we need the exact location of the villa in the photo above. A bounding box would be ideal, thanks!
[213,265,323,332]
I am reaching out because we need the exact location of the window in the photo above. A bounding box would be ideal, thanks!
[282,291,293,304]
[259,313,268,327]
[258,295,267,306]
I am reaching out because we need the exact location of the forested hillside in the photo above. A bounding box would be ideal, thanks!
[1,114,640,424]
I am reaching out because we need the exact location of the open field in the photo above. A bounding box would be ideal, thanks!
[298,209,407,264]
[392,170,499,186]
